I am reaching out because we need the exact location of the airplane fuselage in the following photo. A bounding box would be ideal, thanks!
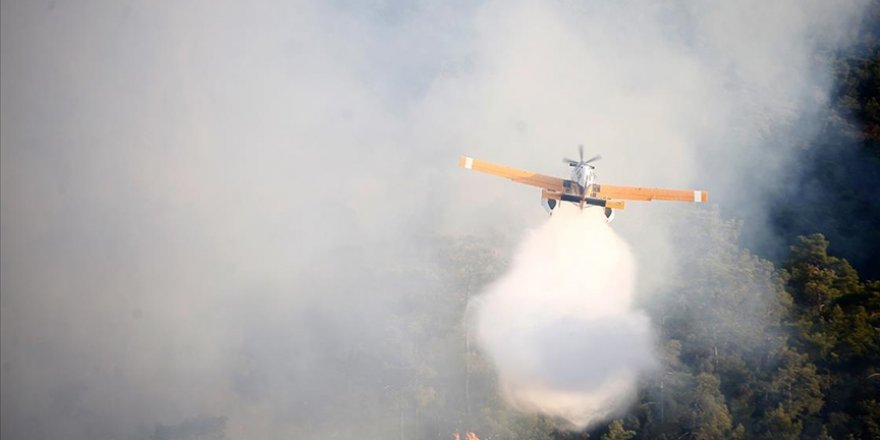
[571,164,595,195]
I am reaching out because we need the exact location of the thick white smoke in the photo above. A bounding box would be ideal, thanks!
[472,204,655,429]
[2,0,870,437]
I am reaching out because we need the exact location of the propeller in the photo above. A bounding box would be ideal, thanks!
[584,154,602,164]
[563,145,601,167]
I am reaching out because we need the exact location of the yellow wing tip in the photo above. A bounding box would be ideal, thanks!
[458,155,474,169]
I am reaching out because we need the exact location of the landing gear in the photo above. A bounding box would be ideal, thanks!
[541,197,558,214]
[604,208,615,223]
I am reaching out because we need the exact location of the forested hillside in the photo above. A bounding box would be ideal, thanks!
[436,211,879,440]
[578,217,880,440]
[565,6,880,436]
[759,0,880,280]
[573,5,880,437]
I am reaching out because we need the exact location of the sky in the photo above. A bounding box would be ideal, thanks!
[0,0,869,438]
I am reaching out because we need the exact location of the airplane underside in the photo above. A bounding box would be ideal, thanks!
[541,188,618,221]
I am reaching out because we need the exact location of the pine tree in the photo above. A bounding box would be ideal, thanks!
[601,420,635,440]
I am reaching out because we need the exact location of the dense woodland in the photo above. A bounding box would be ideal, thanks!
[757,0,880,281]
[554,6,880,438]
[144,5,880,440]
[427,210,878,440]
[556,8,880,438]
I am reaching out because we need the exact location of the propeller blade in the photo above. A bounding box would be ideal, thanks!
[562,157,579,165]
[578,144,584,162]
[584,154,602,164]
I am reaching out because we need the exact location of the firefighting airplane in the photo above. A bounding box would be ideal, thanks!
[459,146,708,221]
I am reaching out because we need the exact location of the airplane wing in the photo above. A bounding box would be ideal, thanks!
[591,184,708,203]
[459,156,565,192]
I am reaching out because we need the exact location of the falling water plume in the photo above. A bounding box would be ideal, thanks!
[472,204,656,429]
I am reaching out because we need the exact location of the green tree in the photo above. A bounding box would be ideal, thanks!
[783,234,880,439]
[601,419,635,440]
[786,234,860,315]
[640,207,791,437]
[689,374,734,439]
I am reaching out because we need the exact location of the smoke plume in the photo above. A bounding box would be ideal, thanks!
[1,0,870,438]
[472,204,655,428]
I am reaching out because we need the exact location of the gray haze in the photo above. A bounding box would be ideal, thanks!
[1,0,867,438]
